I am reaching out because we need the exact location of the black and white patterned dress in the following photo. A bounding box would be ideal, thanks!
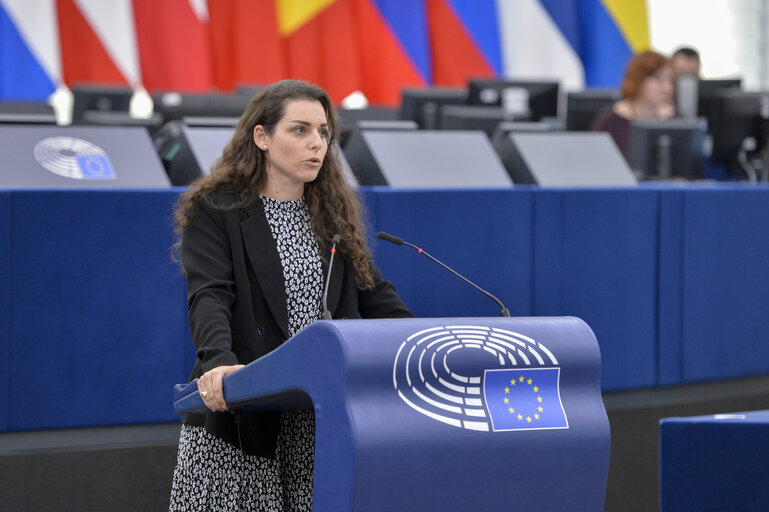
[170,195,323,511]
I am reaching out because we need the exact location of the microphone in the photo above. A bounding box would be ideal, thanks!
[377,231,510,317]
[321,234,341,319]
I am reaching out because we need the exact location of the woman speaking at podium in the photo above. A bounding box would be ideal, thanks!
[169,80,412,511]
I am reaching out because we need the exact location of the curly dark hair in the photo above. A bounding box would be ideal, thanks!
[173,79,374,289]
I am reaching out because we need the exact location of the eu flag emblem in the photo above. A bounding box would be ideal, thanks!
[483,368,568,432]
[76,155,116,179]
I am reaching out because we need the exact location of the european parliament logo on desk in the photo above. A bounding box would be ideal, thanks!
[34,137,116,180]
[393,325,568,432]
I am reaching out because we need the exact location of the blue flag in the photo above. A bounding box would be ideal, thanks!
[483,368,568,432]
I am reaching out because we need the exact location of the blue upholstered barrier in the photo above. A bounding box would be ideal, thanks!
[657,190,685,386]
[0,191,10,432]
[532,189,660,390]
[364,189,534,318]
[660,410,769,511]
[679,188,769,382]
[3,185,769,431]
[6,190,190,430]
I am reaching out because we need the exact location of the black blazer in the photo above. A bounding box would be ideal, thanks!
[181,192,413,457]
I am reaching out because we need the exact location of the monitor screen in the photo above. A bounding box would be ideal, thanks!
[399,88,467,129]
[565,89,620,131]
[439,105,519,138]
[628,118,707,179]
[71,85,132,123]
[709,91,768,164]
[337,107,400,146]
[0,101,56,124]
[694,78,742,132]
[152,92,251,123]
[466,80,559,121]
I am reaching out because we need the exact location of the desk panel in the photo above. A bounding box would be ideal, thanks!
[9,190,188,430]
[534,189,660,390]
[0,191,9,431]
[680,188,769,382]
[660,410,769,511]
[365,189,534,318]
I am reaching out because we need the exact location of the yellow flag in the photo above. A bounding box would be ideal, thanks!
[601,0,650,52]
[276,0,337,36]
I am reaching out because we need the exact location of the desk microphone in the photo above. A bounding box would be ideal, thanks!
[377,231,510,317]
[321,234,341,319]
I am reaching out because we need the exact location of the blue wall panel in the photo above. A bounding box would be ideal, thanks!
[532,190,563,315]
[657,190,684,386]
[364,189,534,318]
[534,189,660,391]
[680,188,769,383]
[9,190,188,430]
[0,191,10,431]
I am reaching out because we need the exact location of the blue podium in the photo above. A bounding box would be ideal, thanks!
[174,317,610,511]
[660,410,769,511]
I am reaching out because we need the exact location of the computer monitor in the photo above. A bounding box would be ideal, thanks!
[628,118,707,179]
[709,91,769,166]
[497,132,636,187]
[564,89,620,131]
[0,125,169,188]
[399,88,467,129]
[0,101,56,124]
[692,78,742,131]
[337,107,400,146]
[152,92,251,123]
[343,130,511,187]
[71,85,132,123]
[152,120,235,185]
[341,120,418,159]
[466,80,559,121]
[439,105,524,138]
[78,111,163,135]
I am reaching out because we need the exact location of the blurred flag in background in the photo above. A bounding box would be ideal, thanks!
[0,0,648,103]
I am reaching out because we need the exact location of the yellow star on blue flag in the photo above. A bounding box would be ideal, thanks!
[483,368,568,431]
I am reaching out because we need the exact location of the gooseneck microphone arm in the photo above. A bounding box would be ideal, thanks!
[377,231,510,317]
[321,234,341,320]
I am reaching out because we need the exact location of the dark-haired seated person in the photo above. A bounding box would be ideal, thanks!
[591,51,675,160]
[671,46,701,78]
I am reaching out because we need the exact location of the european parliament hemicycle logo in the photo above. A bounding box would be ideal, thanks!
[33,137,116,180]
[393,325,568,432]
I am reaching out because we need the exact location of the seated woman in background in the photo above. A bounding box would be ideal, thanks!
[591,51,675,159]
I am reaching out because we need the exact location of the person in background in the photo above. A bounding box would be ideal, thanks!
[591,51,675,159]
[671,47,702,78]
[169,79,413,511]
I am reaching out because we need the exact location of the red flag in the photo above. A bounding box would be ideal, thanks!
[132,0,213,92]
[279,0,361,104]
[57,0,128,86]
[207,0,286,92]
[351,0,425,106]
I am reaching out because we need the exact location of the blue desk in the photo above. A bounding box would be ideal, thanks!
[660,410,769,511]
[3,186,769,431]
[5,190,188,430]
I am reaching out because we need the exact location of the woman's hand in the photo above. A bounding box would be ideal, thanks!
[197,364,245,412]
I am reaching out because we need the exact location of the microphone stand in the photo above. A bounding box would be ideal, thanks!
[378,232,510,317]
